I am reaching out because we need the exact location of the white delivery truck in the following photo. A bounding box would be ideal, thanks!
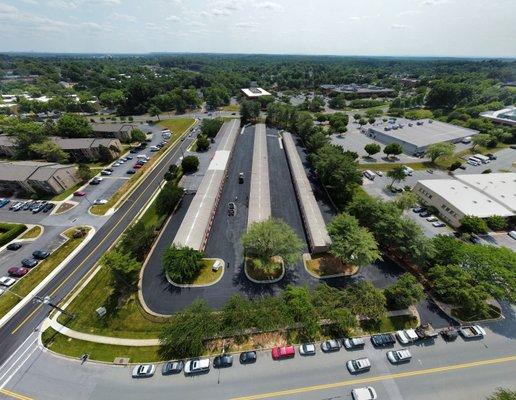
[363,170,376,181]
[473,154,490,164]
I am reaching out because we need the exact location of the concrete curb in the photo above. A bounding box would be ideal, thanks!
[166,258,225,288]
[0,226,96,329]
[53,201,79,215]
[243,258,285,284]
[19,224,45,241]
[302,253,359,280]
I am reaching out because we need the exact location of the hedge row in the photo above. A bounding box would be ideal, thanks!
[0,223,27,247]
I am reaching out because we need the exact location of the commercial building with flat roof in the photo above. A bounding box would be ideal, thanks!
[365,118,478,155]
[90,123,136,141]
[173,119,240,251]
[320,83,394,97]
[241,88,271,98]
[414,173,515,227]
[480,106,516,127]
[283,131,331,253]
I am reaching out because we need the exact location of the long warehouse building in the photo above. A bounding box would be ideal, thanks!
[173,119,240,250]
[247,124,271,227]
[282,132,332,253]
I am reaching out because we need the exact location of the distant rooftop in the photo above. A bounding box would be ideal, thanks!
[241,88,271,98]
[480,106,516,126]
[320,83,394,94]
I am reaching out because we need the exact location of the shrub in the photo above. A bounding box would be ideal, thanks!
[485,216,508,231]
[0,223,27,247]
[181,155,199,173]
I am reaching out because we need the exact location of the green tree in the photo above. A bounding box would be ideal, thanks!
[460,215,488,234]
[395,191,419,210]
[384,273,424,310]
[102,249,141,294]
[343,281,387,321]
[120,220,155,261]
[485,216,507,231]
[368,117,376,124]
[181,155,199,173]
[472,133,493,150]
[162,245,204,284]
[155,181,183,216]
[282,285,319,340]
[29,140,69,163]
[449,160,462,171]
[131,128,147,143]
[327,213,381,267]
[220,295,255,335]
[201,118,224,138]
[56,113,93,138]
[364,143,381,157]
[353,113,361,121]
[426,142,455,163]
[77,163,93,182]
[148,105,162,121]
[241,218,304,267]
[305,129,329,153]
[328,112,349,133]
[159,299,218,359]
[387,165,407,188]
[240,100,260,123]
[486,388,516,400]
[383,143,403,158]
[196,135,210,152]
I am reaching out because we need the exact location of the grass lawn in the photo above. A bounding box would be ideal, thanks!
[20,225,42,239]
[191,259,222,285]
[245,257,283,281]
[52,182,84,201]
[90,118,194,215]
[0,227,90,318]
[359,315,418,334]
[139,201,168,231]
[0,222,27,247]
[451,304,501,322]
[55,202,75,214]
[219,104,240,112]
[305,253,357,277]
[42,328,162,363]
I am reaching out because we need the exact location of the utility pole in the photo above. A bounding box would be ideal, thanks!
[34,296,75,319]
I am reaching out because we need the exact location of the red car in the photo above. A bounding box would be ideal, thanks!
[73,191,86,197]
[133,164,143,169]
[8,267,29,277]
[271,345,295,360]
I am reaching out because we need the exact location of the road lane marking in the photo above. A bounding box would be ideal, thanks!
[10,128,196,335]
[0,339,37,386]
[230,354,516,400]
[0,388,33,400]
[0,332,38,374]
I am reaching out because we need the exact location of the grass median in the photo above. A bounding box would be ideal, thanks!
[0,222,27,247]
[0,227,90,318]
[90,118,194,215]
[20,225,42,239]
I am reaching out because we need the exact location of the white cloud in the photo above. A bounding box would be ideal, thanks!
[390,23,410,29]
[166,15,181,21]
[112,12,137,22]
[421,0,449,5]
[235,21,258,28]
[398,10,420,17]
[81,21,113,32]
[212,8,231,16]
[254,1,284,12]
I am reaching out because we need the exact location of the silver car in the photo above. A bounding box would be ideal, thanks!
[131,364,155,378]
[347,357,371,374]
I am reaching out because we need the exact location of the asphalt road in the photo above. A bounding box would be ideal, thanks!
[1,319,514,400]
[0,121,198,368]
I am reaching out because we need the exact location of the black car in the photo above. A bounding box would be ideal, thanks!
[126,155,133,160]
[32,250,50,259]
[126,169,136,175]
[419,211,431,218]
[161,360,184,375]
[412,206,424,213]
[130,148,139,153]
[321,339,341,353]
[239,351,257,364]
[104,168,114,172]
[486,153,497,160]
[6,242,22,251]
[458,164,467,170]
[370,333,396,347]
[43,203,54,213]
[21,258,38,268]
[213,354,233,368]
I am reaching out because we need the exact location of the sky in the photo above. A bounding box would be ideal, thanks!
[0,0,515,57]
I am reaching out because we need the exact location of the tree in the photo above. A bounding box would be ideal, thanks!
[305,129,329,153]
[181,155,199,173]
[486,388,516,400]
[282,285,319,340]
[449,160,462,171]
[384,273,424,310]
[201,118,224,138]
[241,218,303,267]
[102,249,141,294]
[328,112,348,133]
[56,113,93,138]
[148,105,162,121]
[131,128,147,143]
[29,140,69,163]
[472,133,492,150]
[240,100,260,123]
[353,113,361,121]
[327,213,380,267]
[162,245,204,284]
[383,143,403,158]
[159,299,218,359]
[485,215,507,231]
[220,295,255,335]
[460,215,488,234]
[395,191,419,210]
[426,142,455,163]
[368,117,376,124]
[196,135,210,152]
[155,181,183,216]
[364,143,381,157]
[120,221,155,261]
[343,281,387,321]
[77,163,93,182]
[387,165,407,188]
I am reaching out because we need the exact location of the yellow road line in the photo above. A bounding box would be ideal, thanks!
[11,127,194,335]
[230,354,516,400]
[0,388,33,400]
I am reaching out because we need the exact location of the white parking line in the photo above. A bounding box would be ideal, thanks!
[0,333,39,389]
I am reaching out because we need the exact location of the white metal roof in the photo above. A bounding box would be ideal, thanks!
[241,88,271,97]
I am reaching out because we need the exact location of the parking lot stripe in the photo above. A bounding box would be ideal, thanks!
[230,354,516,400]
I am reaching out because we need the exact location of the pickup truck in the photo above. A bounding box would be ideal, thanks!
[459,325,486,339]
[415,324,439,340]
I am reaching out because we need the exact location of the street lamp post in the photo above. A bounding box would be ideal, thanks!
[34,296,75,319]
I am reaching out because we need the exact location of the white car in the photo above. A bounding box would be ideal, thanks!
[396,329,419,344]
[0,276,16,287]
[508,231,516,240]
[387,349,412,364]
[131,364,155,378]
[184,358,210,375]
[426,216,438,222]
[351,386,378,400]
[299,343,316,355]
[343,337,365,349]
[112,162,121,167]
[346,357,371,373]
[93,199,108,205]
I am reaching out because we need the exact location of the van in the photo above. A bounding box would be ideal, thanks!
[473,154,490,164]
[467,159,480,166]
[363,170,376,181]
[212,260,223,272]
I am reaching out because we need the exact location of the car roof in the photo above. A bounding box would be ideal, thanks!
[396,349,411,357]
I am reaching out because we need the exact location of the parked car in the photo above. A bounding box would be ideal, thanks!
[343,337,365,350]
[0,276,16,286]
[415,324,439,340]
[271,345,295,360]
[22,201,34,210]
[458,164,467,170]
[426,216,438,222]
[74,191,86,197]
[21,258,38,268]
[8,267,29,277]
[0,198,10,208]
[351,387,378,400]
[42,203,54,213]
[133,164,143,169]
[396,329,419,344]
[6,242,22,251]
[213,354,233,368]
[100,170,112,176]
[126,169,136,175]
[470,234,482,244]
[89,177,103,185]
[112,162,121,167]
[239,351,257,364]
[440,327,458,342]
[432,221,446,228]
[184,358,210,375]
[371,333,396,347]
[161,360,184,375]
[299,343,316,356]
[238,172,244,183]
[346,357,371,374]
[419,211,431,218]
[387,349,412,364]
[125,155,133,160]
[321,339,341,353]
[507,231,516,240]
[486,153,497,160]
[131,364,155,378]
[33,250,50,259]
[412,206,424,213]
[459,325,486,339]
[228,202,236,216]
[149,146,159,152]
[93,199,108,205]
